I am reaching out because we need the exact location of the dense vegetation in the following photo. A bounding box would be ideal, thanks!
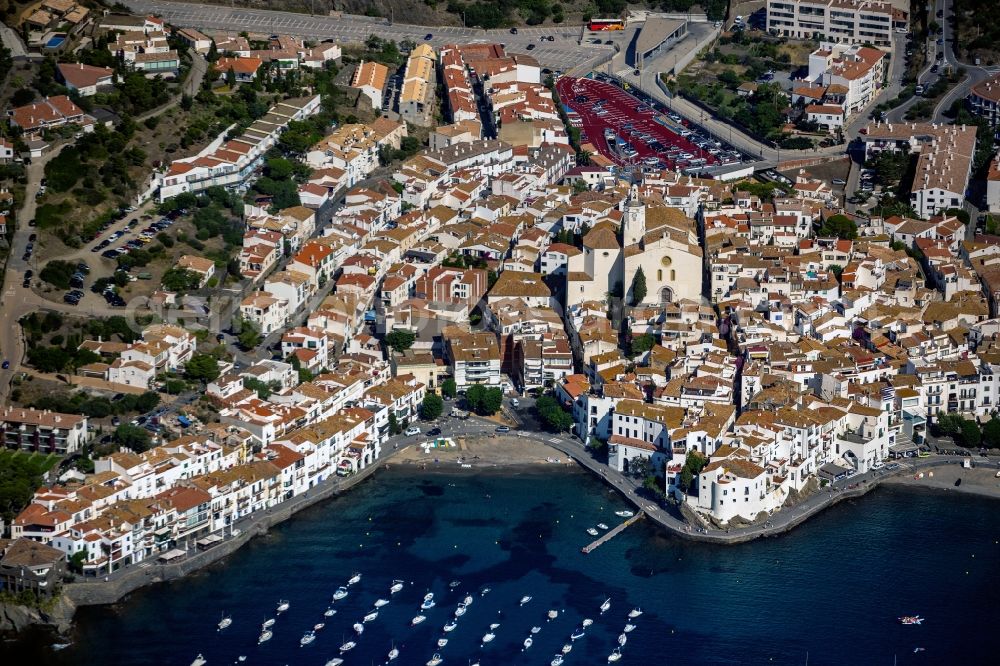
[30,390,161,418]
[0,451,57,523]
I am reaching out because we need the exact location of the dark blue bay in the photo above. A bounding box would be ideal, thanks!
[4,467,999,666]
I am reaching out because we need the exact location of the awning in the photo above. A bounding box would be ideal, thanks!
[158,549,186,562]
[818,462,850,481]
[890,442,919,453]
[196,534,223,547]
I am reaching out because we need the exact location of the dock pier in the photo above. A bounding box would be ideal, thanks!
[581,512,644,553]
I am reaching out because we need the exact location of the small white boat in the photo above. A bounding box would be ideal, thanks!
[52,643,71,651]
[444,619,458,632]
[300,631,316,646]
[480,587,491,596]
[562,644,573,654]
[547,609,559,620]
[353,623,364,634]
[347,572,362,586]
[191,656,207,666]
[258,630,272,644]
[462,594,473,606]
[624,623,636,633]
[615,510,634,518]
[237,658,245,663]
[412,614,427,626]
[600,599,611,614]
[427,654,443,666]
[339,640,356,653]
[551,655,565,666]
[628,608,643,619]
[333,587,348,601]
[314,623,325,631]
[530,626,541,634]
[325,659,344,666]
[571,628,585,640]
[422,598,436,610]
[262,618,276,629]
[276,600,290,613]
[454,604,467,617]
[482,631,496,644]
[424,592,435,602]
[449,580,461,588]
[387,646,399,661]
[391,580,405,594]
[374,598,390,608]
[490,623,500,630]
[597,523,609,530]
[608,647,623,662]
[618,633,627,646]
[324,608,336,617]
[520,595,533,605]
[217,614,232,631]
[364,611,379,622]
[524,636,534,650]
[582,618,594,627]
[586,528,599,536]
[438,637,449,647]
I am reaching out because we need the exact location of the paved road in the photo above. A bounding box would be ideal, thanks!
[124,0,611,71]
[0,19,28,58]
[137,52,208,122]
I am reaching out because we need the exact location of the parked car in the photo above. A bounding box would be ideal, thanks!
[428,427,441,437]
[404,426,421,436]
[495,425,511,433]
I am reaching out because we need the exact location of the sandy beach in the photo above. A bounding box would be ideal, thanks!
[883,462,1000,500]
[390,434,576,470]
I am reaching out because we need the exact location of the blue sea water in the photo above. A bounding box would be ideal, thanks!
[4,467,1000,666]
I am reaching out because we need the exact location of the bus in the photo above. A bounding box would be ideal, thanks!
[589,18,626,31]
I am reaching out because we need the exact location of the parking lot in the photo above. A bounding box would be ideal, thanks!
[557,76,740,172]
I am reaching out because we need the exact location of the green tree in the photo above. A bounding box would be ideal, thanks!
[385,329,416,353]
[631,334,655,357]
[388,413,401,435]
[225,66,236,88]
[818,214,858,240]
[184,354,220,382]
[441,378,457,399]
[678,450,707,492]
[114,423,152,452]
[535,395,574,432]
[982,419,1000,449]
[465,385,504,415]
[630,266,647,306]
[959,420,982,449]
[237,320,261,350]
[420,393,444,420]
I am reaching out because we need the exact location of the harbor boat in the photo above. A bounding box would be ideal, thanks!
[437,637,449,648]
[424,592,435,602]
[387,645,400,661]
[347,572,362,586]
[237,658,245,663]
[547,609,559,620]
[364,610,379,622]
[258,630,272,644]
[374,598,390,608]
[412,614,427,626]
[449,580,461,589]
[531,626,542,634]
[615,510,634,518]
[571,628,585,640]
[608,647,623,662]
[480,587,491,596]
[324,608,336,617]
[276,600,290,613]
[353,622,365,634]
[582,618,594,627]
[314,623,325,631]
[523,636,533,650]
[191,655,207,666]
[597,523,609,530]
[490,623,500,630]
[421,598,437,610]
[427,654,443,666]
[624,623,636,633]
[600,599,611,614]
[628,608,643,619]
[300,631,316,646]
[482,631,496,644]
[325,660,344,666]
[562,644,573,654]
[333,587,349,601]
[444,619,458,632]
[551,655,565,666]
[217,614,232,631]
[899,615,924,625]
[52,644,71,651]
[454,604,467,617]
[618,633,627,646]
[391,580,405,594]
[463,594,473,606]
[520,595,533,605]
[339,640,356,653]
[586,528,599,536]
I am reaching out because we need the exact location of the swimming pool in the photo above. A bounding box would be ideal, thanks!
[45,34,66,49]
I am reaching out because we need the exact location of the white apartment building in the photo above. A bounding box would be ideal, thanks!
[446,332,502,389]
[767,0,896,47]
[807,42,887,116]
